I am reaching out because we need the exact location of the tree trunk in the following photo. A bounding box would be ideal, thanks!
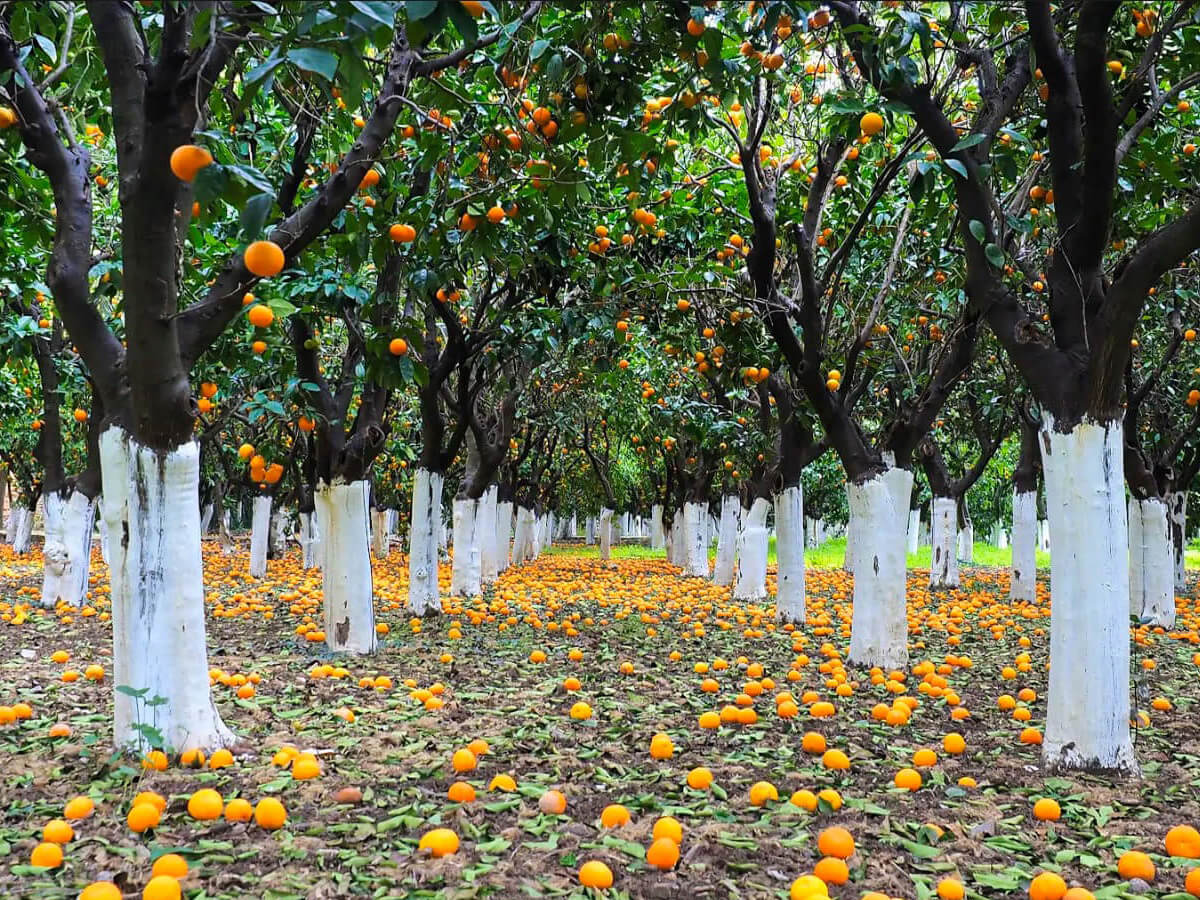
[775,485,805,623]
[371,507,389,558]
[200,503,214,533]
[907,508,920,555]
[451,497,483,597]
[1127,496,1175,627]
[1039,518,1050,551]
[99,427,234,751]
[930,496,959,589]
[11,504,33,553]
[682,501,710,577]
[407,468,443,616]
[957,521,974,563]
[1039,415,1136,773]
[712,494,739,586]
[41,490,96,609]
[843,487,857,573]
[847,467,912,670]
[300,510,320,569]
[249,495,271,578]
[1011,488,1038,602]
[479,486,499,586]
[734,498,770,601]
[669,508,684,565]
[585,515,595,545]
[1168,490,1187,593]
[598,507,613,561]
[496,499,513,572]
[512,505,535,564]
[269,509,286,558]
[316,480,376,654]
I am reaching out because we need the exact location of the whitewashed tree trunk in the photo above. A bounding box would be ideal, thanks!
[682,501,710,577]
[1039,518,1051,551]
[843,489,857,572]
[408,469,444,616]
[929,496,959,589]
[775,485,805,623]
[316,480,376,654]
[2,497,13,546]
[451,497,483,597]
[249,496,271,578]
[585,515,595,545]
[734,498,770,601]
[669,508,685,565]
[598,507,613,561]
[543,512,554,550]
[1168,490,1187,593]
[569,513,577,538]
[957,521,974,562]
[40,491,66,601]
[512,505,535,564]
[99,428,234,751]
[200,503,214,533]
[496,499,513,572]
[300,511,319,569]
[1040,415,1136,773]
[1011,488,1037,602]
[650,504,665,550]
[907,509,920,556]
[438,514,450,561]
[98,500,111,564]
[479,486,499,586]
[610,512,621,547]
[371,507,388,558]
[712,495,739,586]
[41,490,95,609]
[847,467,913,670]
[1128,496,1175,627]
[11,504,33,553]
[998,529,1008,548]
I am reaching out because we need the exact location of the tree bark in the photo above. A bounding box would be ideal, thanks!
[847,467,912,670]
[317,479,376,654]
[775,485,805,623]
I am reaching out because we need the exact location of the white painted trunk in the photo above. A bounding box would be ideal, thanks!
[929,496,959,589]
[585,515,595,545]
[300,510,319,569]
[610,512,621,547]
[512,505,535,564]
[907,509,920,555]
[316,480,376,654]
[712,495,739,586]
[683,501,710,577]
[998,529,1008,549]
[775,485,806,623]
[98,500,111,564]
[650,505,665,550]
[496,500,513,572]
[543,512,554,550]
[957,521,974,562]
[1039,518,1051,552]
[407,469,444,616]
[1168,491,1187,593]
[269,510,286,558]
[1039,415,1136,773]
[249,495,271,578]
[200,503,214,533]
[451,497,483,597]
[1011,489,1037,602]
[669,508,684,565]
[479,487,499,585]
[371,507,389,558]
[843,486,857,573]
[734,498,770,601]
[1128,496,1175,628]
[11,504,33,554]
[99,427,234,751]
[598,507,613,561]
[41,490,95,609]
[847,468,912,670]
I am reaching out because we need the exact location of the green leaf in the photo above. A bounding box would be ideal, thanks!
[944,158,968,180]
[951,132,987,152]
[287,48,339,81]
[350,1,396,28]
[985,243,1005,268]
[530,39,550,60]
[406,0,439,21]
[240,192,275,241]
[968,219,986,244]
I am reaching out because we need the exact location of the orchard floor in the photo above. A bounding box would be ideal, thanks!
[2,541,1200,900]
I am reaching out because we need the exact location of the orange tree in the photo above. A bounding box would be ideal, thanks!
[0,0,546,751]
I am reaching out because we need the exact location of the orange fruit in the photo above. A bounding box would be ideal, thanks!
[749,781,779,806]
[860,112,885,135]
[1029,872,1068,900]
[653,816,683,844]
[419,827,459,857]
[389,223,416,243]
[169,144,213,181]
[30,841,63,868]
[894,767,922,791]
[292,755,321,780]
[243,240,285,277]
[801,731,827,753]
[143,875,182,900]
[389,337,409,356]
[579,860,613,888]
[1165,824,1200,858]
[646,836,680,870]
[451,748,477,772]
[254,798,287,830]
[127,803,161,833]
[447,781,476,803]
[938,877,965,900]
[913,748,938,767]
[1186,868,1200,897]
[42,819,74,843]
[812,856,849,885]
[943,732,966,754]
[817,826,854,859]
[686,767,714,790]
[1116,850,1154,881]
[822,749,850,770]
[187,788,224,820]
[600,804,631,827]
[152,853,189,878]
[133,791,167,813]
[1033,798,1061,821]
[80,883,123,900]
[790,874,829,898]
[224,798,253,823]
[247,304,274,328]
[538,789,567,814]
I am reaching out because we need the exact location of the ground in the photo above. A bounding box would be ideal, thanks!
[1,541,1199,900]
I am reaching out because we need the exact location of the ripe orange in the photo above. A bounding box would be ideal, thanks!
[30,841,63,868]
[254,798,287,829]
[143,875,182,900]
[687,767,713,790]
[813,856,849,885]
[447,781,476,803]
[1029,871,1068,900]
[894,767,922,791]
[486,205,506,224]
[1165,824,1200,858]
[1116,850,1154,881]
[152,853,189,878]
[292,755,321,780]
[169,144,213,181]
[187,788,224,820]
[224,798,253,823]
[938,877,965,900]
[247,304,274,328]
[452,748,477,772]
[790,874,829,898]
[538,789,567,814]
[243,240,285,277]
[943,732,966,754]
[133,792,166,813]
[1032,798,1061,821]
[822,748,850,770]
[817,826,854,859]
[569,701,593,720]
[653,816,683,844]
[42,819,74,843]
[389,223,416,243]
[80,883,123,900]
[600,804,631,827]
[802,731,826,753]
[578,860,613,888]
[389,337,409,356]
[419,827,460,857]
[127,803,161,833]
[749,781,779,806]
[647,836,680,869]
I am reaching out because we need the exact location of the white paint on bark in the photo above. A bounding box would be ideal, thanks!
[1128,496,1175,627]
[847,468,912,670]
[907,508,920,555]
[929,496,959,589]
[41,490,95,609]
[11,504,33,553]
[775,485,805,623]
[496,499,513,572]
[957,521,974,562]
[249,495,271,578]
[682,501,710,577]
[451,497,483,597]
[598,507,613,561]
[371,507,388,558]
[99,427,234,751]
[316,480,376,654]
[408,469,444,616]
[734,498,770,601]
[1168,491,1187,593]
[1039,414,1137,773]
[479,487,499,585]
[712,495,739,586]
[1011,489,1037,602]
[300,510,320,569]
[512,505,535,564]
